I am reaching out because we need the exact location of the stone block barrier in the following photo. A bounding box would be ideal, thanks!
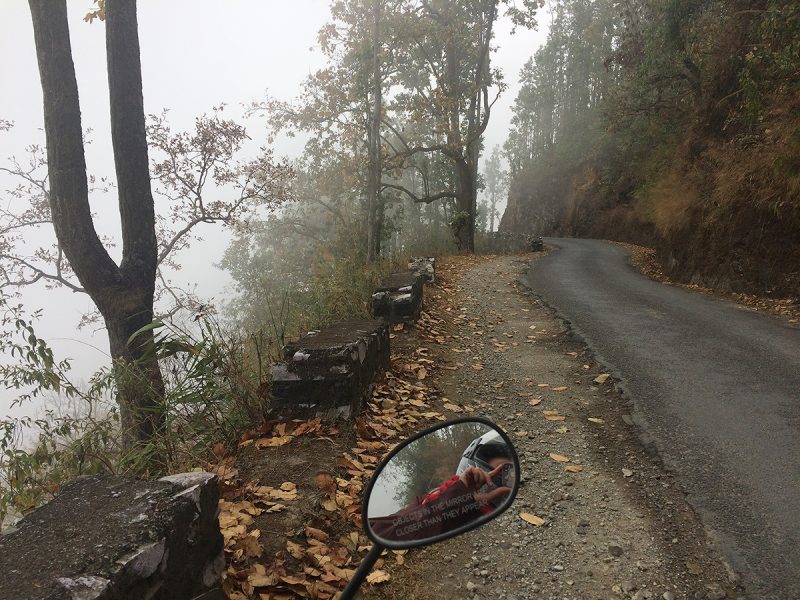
[408,256,436,283]
[0,472,223,600]
[270,319,390,418]
[371,271,424,324]
[1,258,441,597]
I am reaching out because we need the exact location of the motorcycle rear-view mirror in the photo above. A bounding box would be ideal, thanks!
[363,417,520,549]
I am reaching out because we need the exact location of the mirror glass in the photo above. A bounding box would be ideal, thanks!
[365,420,519,548]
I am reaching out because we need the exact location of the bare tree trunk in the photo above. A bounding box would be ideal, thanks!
[489,189,497,233]
[466,108,481,250]
[29,0,165,451]
[444,31,476,253]
[366,0,383,262]
[452,159,475,252]
[462,0,497,252]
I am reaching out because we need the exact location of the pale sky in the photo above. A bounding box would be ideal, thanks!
[0,1,547,421]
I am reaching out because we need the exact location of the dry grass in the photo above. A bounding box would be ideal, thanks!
[641,170,702,237]
[562,164,603,232]
[708,112,800,223]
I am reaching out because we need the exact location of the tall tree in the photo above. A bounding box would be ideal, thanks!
[28,0,163,449]
[366,0,385,261]
[262,0,397,262]
[483,145,506,232]
[258,0,542,256]
[384,0,542,251]
[500,0,619,233]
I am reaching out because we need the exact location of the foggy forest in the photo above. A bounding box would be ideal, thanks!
[1,1,799,599]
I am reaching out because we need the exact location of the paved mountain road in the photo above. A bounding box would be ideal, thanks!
[525,238,800,599]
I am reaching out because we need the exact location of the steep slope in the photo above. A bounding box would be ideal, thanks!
[500,0,800,297]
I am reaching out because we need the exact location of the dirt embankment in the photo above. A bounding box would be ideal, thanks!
[503,174,800,302]
[563,176,800,301]
[500,98,800,302]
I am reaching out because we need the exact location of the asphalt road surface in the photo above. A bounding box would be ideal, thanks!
[525,238,800,599]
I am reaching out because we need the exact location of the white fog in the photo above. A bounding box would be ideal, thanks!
[0,1,547,423]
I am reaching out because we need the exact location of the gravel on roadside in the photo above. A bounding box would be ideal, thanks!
[365,254,743,600]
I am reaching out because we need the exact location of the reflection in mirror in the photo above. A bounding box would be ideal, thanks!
[366,421,518,545]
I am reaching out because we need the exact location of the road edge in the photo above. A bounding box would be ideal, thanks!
[517,248,745,595]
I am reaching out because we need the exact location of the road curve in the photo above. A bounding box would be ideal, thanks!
[525,238,800,599]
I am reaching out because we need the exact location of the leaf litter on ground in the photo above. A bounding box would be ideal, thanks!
[219,258,508,599]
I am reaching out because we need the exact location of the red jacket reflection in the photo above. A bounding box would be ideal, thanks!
[369,475,492,542]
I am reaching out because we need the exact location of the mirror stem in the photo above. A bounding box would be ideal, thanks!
[339,543,385,600]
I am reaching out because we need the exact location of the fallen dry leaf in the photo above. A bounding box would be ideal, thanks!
[314,472,336,496]
[248,573,277,588]
[210,463,239,481]
[565,465,584,473]
[263,488,298,501]
[367,570,391,584]
[594,373,610,384]
[212,442,227,458]
[550,453,570,462]
[290,418,322,437]
[335,491,356,508]
[552,386,569,392]
[588,417,605,424]
[286,540,304,560]
[545,415,566,421]
[255,435,294,449]
[306,526,329,542]
[336,456,364,471]
[520,512,546,526]
[686,562,703,575]
[528,398,542,406]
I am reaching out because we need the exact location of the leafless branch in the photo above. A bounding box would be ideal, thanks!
[381,182,457,203]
